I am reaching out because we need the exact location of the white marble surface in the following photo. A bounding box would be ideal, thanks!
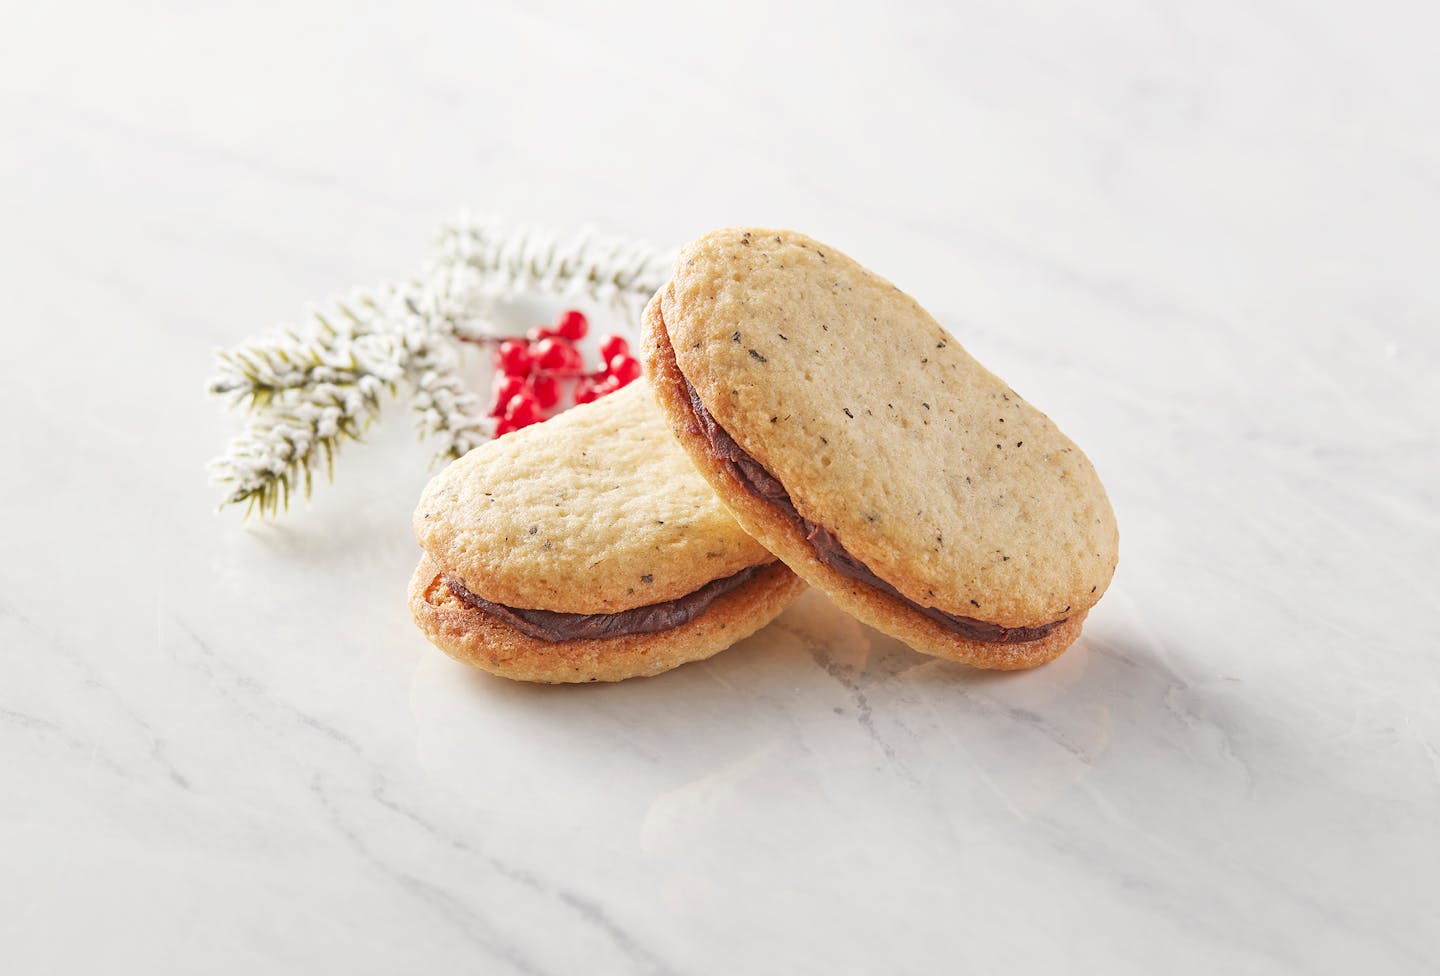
[3,3,1438,973]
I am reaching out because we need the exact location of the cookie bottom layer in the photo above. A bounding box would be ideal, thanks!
[443,562,769,642]
[643,301,1085,670]
[409,554,806,683]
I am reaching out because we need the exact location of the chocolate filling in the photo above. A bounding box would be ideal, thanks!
[678,374,1061,644]
[445,563,768,643]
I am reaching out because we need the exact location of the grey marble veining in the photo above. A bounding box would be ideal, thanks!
[2,2,1438,973]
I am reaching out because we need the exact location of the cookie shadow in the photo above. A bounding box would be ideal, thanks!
[408,588,1284,836]
[414,586,1268,783]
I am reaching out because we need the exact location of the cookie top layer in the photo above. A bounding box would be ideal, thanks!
[413,380,772,614]
[659,227,1118,628]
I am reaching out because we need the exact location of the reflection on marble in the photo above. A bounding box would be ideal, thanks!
[3,1,1439,973]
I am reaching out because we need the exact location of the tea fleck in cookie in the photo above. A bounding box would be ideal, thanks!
[410,380,805,683]
[642,228,1117,670]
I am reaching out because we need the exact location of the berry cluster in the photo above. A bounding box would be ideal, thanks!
[487,310,641,437]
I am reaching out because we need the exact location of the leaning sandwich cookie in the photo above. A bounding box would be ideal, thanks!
[409,380,806,683]
[642,228,1118,670]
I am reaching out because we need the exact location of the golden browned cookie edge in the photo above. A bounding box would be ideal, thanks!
[408,553,806,683]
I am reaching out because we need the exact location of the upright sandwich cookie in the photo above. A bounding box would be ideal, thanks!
[643,228,1118,670]
[410,380,805,683]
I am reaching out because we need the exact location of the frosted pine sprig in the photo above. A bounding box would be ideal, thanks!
[208,290,405,407]
[207,285,414,516]
[207,215,670,518]
[206,374,392,518]
[436,215,673,328]
[391,289,490,461]
[407,353,489,462]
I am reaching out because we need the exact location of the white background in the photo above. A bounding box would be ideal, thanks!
[3,2,1438,973]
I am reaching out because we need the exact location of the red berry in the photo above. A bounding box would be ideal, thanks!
[533,337,571,371]
[555,309,588,341]
[593,374,622,398]
[531,374,559,409]
[607,354,642,386]
[487,375,526,417]
[504,390,542,427]
[560,344,586,375]
[598,334,629,363]
[527,324,559,343]
[572,377,600,405]
[495,340,532,377]
[534,337,586,375]
[493,417,519,438]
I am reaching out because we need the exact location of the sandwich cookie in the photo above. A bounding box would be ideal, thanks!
[410,380,805,683]
[642,228,1118,670]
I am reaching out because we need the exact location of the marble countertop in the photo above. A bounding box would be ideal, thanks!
[4,3,1438,973]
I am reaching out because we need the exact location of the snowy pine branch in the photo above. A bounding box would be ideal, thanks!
[406,346,490,462]
[207,290,407,406]
[206,215,670,518]
[206,374,393,518]
[390,287,491,461]
[436,215,673,328]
